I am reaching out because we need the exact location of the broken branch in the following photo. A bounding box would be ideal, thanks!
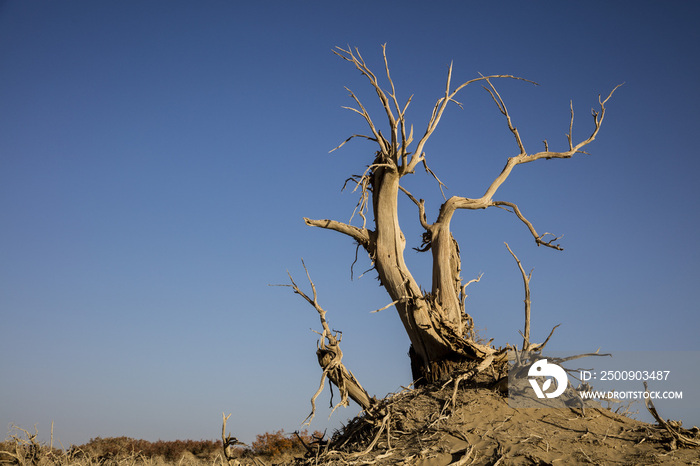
[286,261,373,425]
[303,218,371,248]
[398,185,429,230]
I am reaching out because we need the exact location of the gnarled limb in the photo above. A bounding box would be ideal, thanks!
[303,218,372,248]
[398,185,429,230]
[285,261,373,424]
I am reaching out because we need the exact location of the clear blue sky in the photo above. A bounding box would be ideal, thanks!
[2,1,699,446]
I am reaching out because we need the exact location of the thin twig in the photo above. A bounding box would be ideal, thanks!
[505,243,532,350]
[495,201,564,250]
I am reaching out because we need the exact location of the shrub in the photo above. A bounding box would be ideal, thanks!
[76,436,221,462]
[250,429,322,458]
[1,424,322,465]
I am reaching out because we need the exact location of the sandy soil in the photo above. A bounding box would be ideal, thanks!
[276,383,700,465]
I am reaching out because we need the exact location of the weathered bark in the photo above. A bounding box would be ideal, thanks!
[356,163,499,384]
[316,341,372,411]
[370,166,452,370]
[302,46,619,386]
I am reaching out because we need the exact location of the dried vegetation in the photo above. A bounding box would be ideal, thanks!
[0,424,315,466]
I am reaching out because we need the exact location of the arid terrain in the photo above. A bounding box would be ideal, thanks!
[288,383,700,465]
[4,383,699,465]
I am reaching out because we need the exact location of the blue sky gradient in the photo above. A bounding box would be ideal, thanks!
[2,1,699,446]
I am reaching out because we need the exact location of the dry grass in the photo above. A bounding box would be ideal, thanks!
[0,424,320,466]
[0,424,225,466]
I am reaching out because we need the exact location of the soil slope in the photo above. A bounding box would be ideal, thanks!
[282,384,699,465]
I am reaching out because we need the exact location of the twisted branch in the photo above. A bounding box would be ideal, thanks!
[303,218,371,248]
[284,261,373,425]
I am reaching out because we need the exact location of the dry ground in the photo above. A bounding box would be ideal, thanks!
[278,383,700,465]
[4,384,699,465]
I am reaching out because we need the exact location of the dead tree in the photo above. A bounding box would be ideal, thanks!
[298,45,619,387]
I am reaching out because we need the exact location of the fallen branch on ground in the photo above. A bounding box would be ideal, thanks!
[644,381,700,448]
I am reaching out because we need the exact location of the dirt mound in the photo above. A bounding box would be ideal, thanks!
[287,383,699,465]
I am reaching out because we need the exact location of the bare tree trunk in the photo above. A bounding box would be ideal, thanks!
[370,167,456,381]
